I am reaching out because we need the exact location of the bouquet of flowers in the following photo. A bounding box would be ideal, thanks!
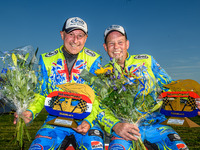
[0,45,40,149]
[80,58,163,150]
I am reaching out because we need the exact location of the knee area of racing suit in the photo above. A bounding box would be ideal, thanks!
[29,127,68,150]
[139,124,188,150]
[81,125,104,150]
[143,134,188,150]
[109,132,133,150]
[109,125,188,150]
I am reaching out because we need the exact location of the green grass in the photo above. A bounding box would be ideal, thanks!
[0,109,48,150]
[172,116,200,150]
[0,109,200,150]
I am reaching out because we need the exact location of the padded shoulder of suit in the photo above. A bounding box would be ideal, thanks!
[42,49,59,58]
[132,54,151,60]
[83,47,101,58]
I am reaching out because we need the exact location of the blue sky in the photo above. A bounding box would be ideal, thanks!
[0,0,200,83]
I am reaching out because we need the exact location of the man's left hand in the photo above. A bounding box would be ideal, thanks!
[73,120,90,135]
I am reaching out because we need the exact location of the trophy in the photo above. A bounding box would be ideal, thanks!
[160,91,200,127]
[44,83,94,128]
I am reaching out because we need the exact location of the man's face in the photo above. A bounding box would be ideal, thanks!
[60,29,88,54]
[103,31,129,66]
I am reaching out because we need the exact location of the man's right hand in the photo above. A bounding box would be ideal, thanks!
[13,110,33,124]
[112,122,141,141]
[73,120,91,135]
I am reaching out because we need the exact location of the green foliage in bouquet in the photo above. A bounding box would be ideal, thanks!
[0,46,40,149]
[81,58,163,150]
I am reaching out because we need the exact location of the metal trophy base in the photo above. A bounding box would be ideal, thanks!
[47,117,78,128]
[161,117,200,128]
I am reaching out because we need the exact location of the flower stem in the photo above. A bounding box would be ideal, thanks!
[15,116,30,149]
[138,137,146,150]
[132,138,146,150]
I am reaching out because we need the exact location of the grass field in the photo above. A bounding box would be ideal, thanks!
[0,108,200,150]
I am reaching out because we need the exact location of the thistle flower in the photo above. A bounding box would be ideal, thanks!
[105,69,111,75]
[117,74,121,79]
[122,85,126,91]
[113,86,117,91]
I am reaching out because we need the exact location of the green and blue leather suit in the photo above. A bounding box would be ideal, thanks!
[28,45,105,150]
[98,53,188,150]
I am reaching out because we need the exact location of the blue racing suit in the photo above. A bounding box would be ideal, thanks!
[28,45,105,150]
[99,53,188,150]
